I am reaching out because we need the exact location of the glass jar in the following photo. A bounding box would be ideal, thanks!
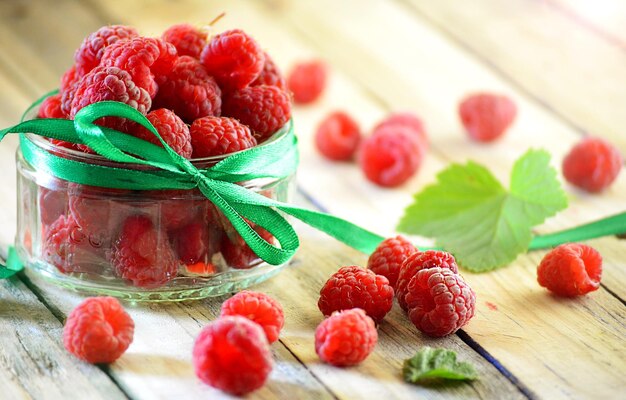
[15,123,295,301]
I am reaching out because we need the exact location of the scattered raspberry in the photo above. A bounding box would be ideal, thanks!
[396,251,459,311]
[101,37,177,97]
[358,126,423,187]
[459,93,517,142]
[315,111,361,161]
[172,222,209,265]
[190,116,257,158]
[251,53,286,90]
[43,214,87,273]
[39,187,68,226]
[315,308,377,367]
[63,296,134,364]
[287,60,327,104]
[537,243,602,296]
[74,25,139,77]
[221,225,275,269]
[38,94,66,119]
[367,236,418,288]
[220,291,285,343]
[318,265,394,323]
[133,108,192,158]
[153,56,221,123]
[69,66,151,137]
[193,316,272,395]
[405,267,476,337]
[374,112,428,153]
[200,29,265,92]
[562,137,623,193]
[110,215,178,287]
[222,85,291,142]
[162,23,207,59]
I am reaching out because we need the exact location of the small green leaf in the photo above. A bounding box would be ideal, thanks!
[403,347,478,384]
[397,149,567,271]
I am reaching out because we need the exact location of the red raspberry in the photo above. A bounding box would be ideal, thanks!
[318,266,394,323]
[358,126,423,187]
[162,23,207,59]
[38,94,66,119]
[315,111,361,161]
[537,243,602,296]
[287,60,327,104]
[61,65,79,94]
[193,316,272,395]
[101,37,177,97]
[133,108,192,158]
[153,56,221,122]
[459,93,517,142]
[74,25,139,77]
[396,250,459,311]
[374,112,428,153]
[220,291,284,344]
[63,296,134,364]
[315,308,377,367]
[562,137,623,193]
[43,215,88,273]
[69,66,151,137]
[172,222,210,265]
[190,116,257,158]
[39,187,68,226]
[405,267,476,337]
[251,53,286,90]
[222,85,291,142]
[200,29,265,92]
[153,190,206,231]
[367,236,418,288]
[221,225,275,269]
[111,215,178,287]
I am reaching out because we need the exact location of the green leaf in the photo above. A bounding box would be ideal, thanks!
[403,347,478,384]
[397,149,567,271]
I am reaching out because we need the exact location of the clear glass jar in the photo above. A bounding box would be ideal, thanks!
[15,123,295,301]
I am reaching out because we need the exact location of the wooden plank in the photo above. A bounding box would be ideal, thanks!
[0,277,127,400]
[401,0,626,154]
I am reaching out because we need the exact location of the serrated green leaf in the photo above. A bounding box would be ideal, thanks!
[397,149,567,271]
[403,347,478,384]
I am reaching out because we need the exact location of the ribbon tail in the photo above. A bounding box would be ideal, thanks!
[0,246,24,279]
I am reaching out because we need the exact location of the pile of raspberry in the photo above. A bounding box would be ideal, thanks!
[38,24,292,287]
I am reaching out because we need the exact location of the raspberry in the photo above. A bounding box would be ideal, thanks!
[405,267,476,337]
[222,85,291,142]
[537,243,602,296]
[63,296,134,364]
[358,126,423,187]
[69,66,151,137]
[42,215,87,273]
[162,23,207,59]
[61,65,79,94]
[110,215,178,287]
[185,261,217,275]
[154,190,206,231]
[190,116,257,158]
[221,225,275,269]
[220,291,284,344]
[200,29,265,92]
[133,108,192,158]
[315,308,377,367]
[396,251,459,311]
[74,25,139,77]
[251,53,286,90]
[315,111,361,161]
[193,316,272,395]
[153,56,221,122]
[38,94,66,119]
[562,137,623,193]
[459,93,517,142]
[318,265,394,323]
[367,236,418,288]
[374,112,428,153]
[172,222,210,265]
[39,187,68,226]
[101,37,177,97]
[287,60,327,104]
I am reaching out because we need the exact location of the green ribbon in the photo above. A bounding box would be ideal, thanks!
[1,94,625,277]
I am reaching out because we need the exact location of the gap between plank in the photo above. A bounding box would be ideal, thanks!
[297,186,534,399]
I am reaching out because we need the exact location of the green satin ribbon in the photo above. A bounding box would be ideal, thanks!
[1,94,625,278]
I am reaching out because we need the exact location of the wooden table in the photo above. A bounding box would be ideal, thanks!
[1,1,625,399]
